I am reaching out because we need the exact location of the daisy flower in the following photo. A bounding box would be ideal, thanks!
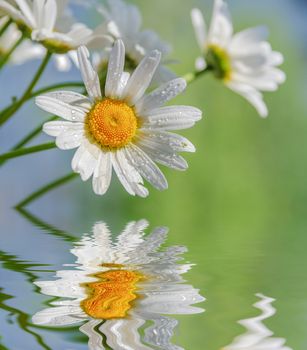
[32,220,205,350]
[0,0,107,71]
[36,39,202,197]
[191,0,285,117]
[223,294,292,350]
[93,0,176,84]
[0,16,44,65]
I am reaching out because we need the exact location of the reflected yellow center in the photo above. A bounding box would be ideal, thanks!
[81,269,144,319]
[85,98,138,149]
[206,44,232,81]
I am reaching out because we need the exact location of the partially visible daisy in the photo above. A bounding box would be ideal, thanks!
[32,220,205,350]
[0,16,44,65]
[93,0,176,84]
[0,0,108,71]
[223,294,292,350]
[36,39,202,197]
[191,0,285,117]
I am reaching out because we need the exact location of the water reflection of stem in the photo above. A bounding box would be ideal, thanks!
[15,172,78,209]
[0,250,52,350]
[15,207,77,242]
[0,290,52,350]
[0,250,81,349]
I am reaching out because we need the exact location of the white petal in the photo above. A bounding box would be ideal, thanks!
[32,306,84,326]
[101,318,151,350]
[92,151,112,195]
[0,2,24,23]
[270,51,284,65]
[140,105,202,131]
[138,144,188,171]
[15,0,36,28]
[208,0,233,47]
[105,39,125,99]
[86,33,114,50]
[191,8,207,51]
[111,150,149,197]
[122,50,161,105]
[43,121,84,137]
[195,56,207,71]
[77,46,102,101]
[42,0,57,32]
[231,69,285,91]
[80,320,105,350]
[36,96,86,121]
[67,23,93,46]
[124,144,168,191]
[54,54,72,72]
[55,129,84,150]
[138,131,196,153]
[227,81,268,118]
[230,26,269,54]
[71,140,100,181]
[42,91,90,109]
[33,0,44,30]
[136,78,186,115]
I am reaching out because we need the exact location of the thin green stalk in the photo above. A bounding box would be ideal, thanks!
[15,172,78,208]
[0,116,57,167]
[30,81,84,98]
[0,51,52,126]
[13,116,57,150]
[0,18,12,37]
[0,142,56,161]
[0,34,25,70]
[183,66,212,84]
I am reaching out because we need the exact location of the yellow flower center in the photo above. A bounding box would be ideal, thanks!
[206,44,232,81]
[85,98,138,149]
[81,269,144,319]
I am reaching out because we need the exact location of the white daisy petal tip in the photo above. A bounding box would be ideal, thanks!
[192,2,285,118]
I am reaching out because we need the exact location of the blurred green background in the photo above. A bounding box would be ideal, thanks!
[1,0,307,349]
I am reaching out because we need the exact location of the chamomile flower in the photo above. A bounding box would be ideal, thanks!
[0,16,44,65]
[93,0,176,84]
[32,220,205,350]
[36,40,202,197]
[223,294,292,350]
[0,0,107,71]
[191,0,285,117]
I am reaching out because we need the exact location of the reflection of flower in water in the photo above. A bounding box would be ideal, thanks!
[32,220,205,349]
[223,293,292,350]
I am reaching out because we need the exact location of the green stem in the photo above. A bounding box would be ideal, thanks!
[0,142,56,161]
[0,34,25,70]
[14,116,57,150]
[0,116,57,167]
[29,81,84,98]
[0,51,52,126]
[183,66,212,84]
[16,172,78,208]
[0,18,12,37]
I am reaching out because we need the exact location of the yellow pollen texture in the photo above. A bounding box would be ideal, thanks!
[86,98,137,149]
[81,270,144,319]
